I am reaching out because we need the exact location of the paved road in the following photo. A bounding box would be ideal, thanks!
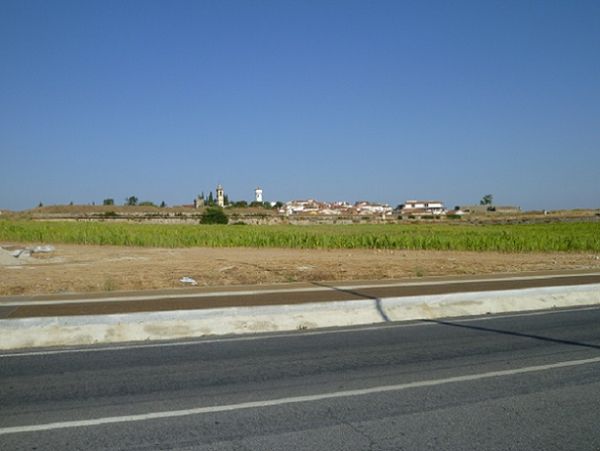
[2,270,600,318]
[1,306,600,450]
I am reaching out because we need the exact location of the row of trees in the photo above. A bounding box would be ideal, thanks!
[101,197,166,207]
[99,195,282,210]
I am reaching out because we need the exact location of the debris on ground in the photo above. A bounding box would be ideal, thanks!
[297,265,315,271]
[218,266,236,272]
[179,276,198,286]
[6,245,55,259]
[0,244,57,266]
[11,249,32,258]
[32,245,55,253]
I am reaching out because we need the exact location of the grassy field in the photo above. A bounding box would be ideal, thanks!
[1,220,599,252]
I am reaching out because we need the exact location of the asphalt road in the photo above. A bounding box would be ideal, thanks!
[1,306,600,450]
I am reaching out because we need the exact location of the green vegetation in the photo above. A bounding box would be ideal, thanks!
[125,196,138,206]
[0,220,599,252]
[200,207,228,225]
[480,194,493,205]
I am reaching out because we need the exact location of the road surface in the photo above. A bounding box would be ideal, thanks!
[1,305,600,450]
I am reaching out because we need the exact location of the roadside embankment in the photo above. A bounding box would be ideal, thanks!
[1,272,599,350]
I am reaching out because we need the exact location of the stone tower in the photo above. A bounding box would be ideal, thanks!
[216,184,224,207]
[255,187,263,203]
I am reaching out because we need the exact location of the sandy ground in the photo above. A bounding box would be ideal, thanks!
[1,243,600,296]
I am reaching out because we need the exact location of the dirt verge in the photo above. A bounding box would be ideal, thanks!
[1,243,599,296]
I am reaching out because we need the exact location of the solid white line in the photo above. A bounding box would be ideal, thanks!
[2,272,598,307]
[1,305,598,358]
[2,355,600,435]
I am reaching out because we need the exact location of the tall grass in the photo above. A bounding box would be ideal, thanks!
[0,220,599,252]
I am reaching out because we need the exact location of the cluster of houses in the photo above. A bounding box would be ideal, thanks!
[279,199,463,217]
[279,200,394,216]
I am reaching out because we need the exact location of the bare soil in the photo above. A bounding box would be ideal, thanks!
[1,243,599,297]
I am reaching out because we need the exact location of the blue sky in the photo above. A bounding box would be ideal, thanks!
[1,0,599,211]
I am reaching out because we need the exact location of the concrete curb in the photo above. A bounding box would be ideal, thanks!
[1,284,599,350]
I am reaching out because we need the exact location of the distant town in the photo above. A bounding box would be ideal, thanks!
[11,183,598,225]
[184,184,521,218]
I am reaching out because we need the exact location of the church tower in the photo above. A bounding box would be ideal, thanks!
[216,184,224,207]
[255,187,263,203]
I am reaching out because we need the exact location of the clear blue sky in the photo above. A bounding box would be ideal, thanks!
[1,0,599,211]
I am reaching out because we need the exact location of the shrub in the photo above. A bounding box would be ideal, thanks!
[200,207,228,225]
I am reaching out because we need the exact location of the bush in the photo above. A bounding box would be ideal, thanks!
[200,207,228,224]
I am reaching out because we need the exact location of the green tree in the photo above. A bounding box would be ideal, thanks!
[207,191,214,206]
[125,196,138,206]
[480,194,493,206]
[160,201,166,208]
[103,198,115,206]
[200,207,228,224]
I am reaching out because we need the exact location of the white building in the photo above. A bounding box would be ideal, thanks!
[401,200,446,216]
[255,187,263,203]
[281,199,322,215]
[354,201,393,216]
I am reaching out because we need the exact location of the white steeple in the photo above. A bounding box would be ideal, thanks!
[216,184,224,207]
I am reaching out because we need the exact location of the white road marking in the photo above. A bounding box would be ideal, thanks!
[2,272,598,307]
[1,304,598,358]
[1,355,599,435]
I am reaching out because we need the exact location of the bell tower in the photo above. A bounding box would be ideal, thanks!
[216,184,224,207]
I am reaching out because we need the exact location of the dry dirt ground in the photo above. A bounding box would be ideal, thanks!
[1,243,600,296]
